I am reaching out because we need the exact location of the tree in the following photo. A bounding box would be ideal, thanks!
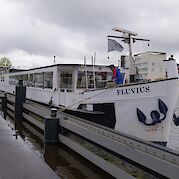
[0,57,12,67]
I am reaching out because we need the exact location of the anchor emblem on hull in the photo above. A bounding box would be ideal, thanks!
[137,99,168,126]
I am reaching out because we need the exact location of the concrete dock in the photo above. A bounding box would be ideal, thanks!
[0,116,59,179]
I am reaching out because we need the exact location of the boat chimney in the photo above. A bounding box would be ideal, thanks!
[164,55,178,79]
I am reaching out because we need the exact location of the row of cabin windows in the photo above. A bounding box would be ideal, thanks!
[9,72,53,89]
[8,72,70,89]
[8,71,111,90]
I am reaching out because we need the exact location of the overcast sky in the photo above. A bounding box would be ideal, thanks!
[0,0,179,68]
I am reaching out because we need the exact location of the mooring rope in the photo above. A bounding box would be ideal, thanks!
[58,87,115,113]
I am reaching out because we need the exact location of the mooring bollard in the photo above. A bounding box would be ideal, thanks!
[15,80,26,120]
[1,93,7,120]
[44,108,59,143]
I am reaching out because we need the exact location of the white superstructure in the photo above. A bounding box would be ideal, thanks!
[120,52,166,82]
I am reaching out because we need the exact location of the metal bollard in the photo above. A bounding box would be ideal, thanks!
[15,80,26,120]
[1,93,7,120]
[44,108,59,143]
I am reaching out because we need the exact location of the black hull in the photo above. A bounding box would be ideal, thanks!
[65,103,116,129]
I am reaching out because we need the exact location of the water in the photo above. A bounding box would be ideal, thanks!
[167,122,179,151]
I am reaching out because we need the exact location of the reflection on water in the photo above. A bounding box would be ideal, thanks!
[11,119,115,179]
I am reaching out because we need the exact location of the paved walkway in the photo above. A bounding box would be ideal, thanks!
[0,116,59,179]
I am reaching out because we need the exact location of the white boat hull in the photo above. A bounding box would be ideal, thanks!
[73,78,179,142]
[0,78,178,143]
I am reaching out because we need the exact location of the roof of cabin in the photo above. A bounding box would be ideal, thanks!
[9,63,110,73]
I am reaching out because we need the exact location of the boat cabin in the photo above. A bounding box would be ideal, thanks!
[0,64,114,108]
[0,64,113,92]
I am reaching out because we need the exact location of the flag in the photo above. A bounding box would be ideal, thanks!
[108,39,124,52]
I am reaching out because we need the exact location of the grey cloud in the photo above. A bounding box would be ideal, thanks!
[1,0,179,66]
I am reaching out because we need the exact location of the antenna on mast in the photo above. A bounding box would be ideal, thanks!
[112,27,138,36]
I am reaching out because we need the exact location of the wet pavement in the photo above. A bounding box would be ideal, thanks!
[0,116,59,179]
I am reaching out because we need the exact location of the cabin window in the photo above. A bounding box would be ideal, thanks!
[44,72,53,89]
[28,74,35,87]
[60,72,72,89]
[77,71,86,88]
[22,74,28,86]
[77,71,108,89]
[9,75,19,85]
[77,71,97,89]
[9,74,28,86]
[95,72,108,88]
[35,73,44,88]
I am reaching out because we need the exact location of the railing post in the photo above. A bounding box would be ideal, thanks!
[44,108,59,143]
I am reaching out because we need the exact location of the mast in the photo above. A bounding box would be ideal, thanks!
[92,56,96,89]
[128,34,133,75]
[84,56,88,89]
[108,27,150,82]
[113,27,136,67]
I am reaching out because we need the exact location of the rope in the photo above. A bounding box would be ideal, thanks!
[49,88,57,106]
[58,87,113,113]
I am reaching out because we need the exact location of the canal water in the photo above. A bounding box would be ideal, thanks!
[5,115,179,179]
[167,122,179,151]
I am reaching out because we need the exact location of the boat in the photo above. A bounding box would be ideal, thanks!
[0,28,178,144]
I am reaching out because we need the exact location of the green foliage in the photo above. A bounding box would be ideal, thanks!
[0,57,12,67]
